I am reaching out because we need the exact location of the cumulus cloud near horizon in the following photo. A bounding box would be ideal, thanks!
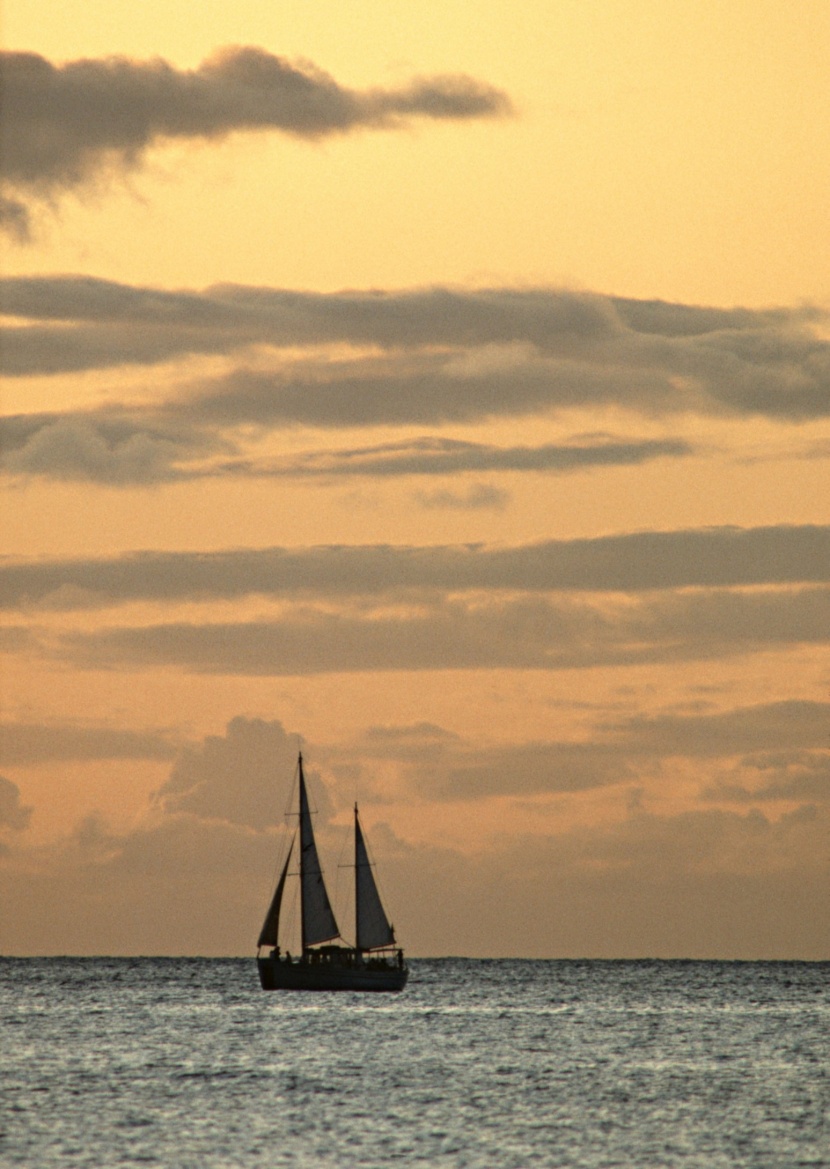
[0,46,512,238]
[1,712,827,956]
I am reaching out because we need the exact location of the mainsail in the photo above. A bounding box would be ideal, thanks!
[299,755,340,949]
[355,808,396,951]
[257,838,294,949]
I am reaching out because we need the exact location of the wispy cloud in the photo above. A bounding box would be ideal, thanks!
[3,282,827,454]
[1,525,826,609]
[0,412,695,487]
[0,47,511,238]
[42,586,830,675]
[0,722,179,766]
[246,435,694,479]
[379,700,830,799]
[5,277,821,373]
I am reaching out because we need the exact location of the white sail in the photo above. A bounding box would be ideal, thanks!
[299,758,340,948]
[257,837,294,949]
[355,809,396,951]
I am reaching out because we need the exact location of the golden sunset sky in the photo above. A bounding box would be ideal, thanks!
[1,0,828,957]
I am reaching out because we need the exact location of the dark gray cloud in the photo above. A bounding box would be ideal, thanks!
[249,435,694,479]
[155,716,304,829]
[0,810,278,954]
[173,334,830,428]
[0,410,694,487]
[2,278,828,424]
[48,586,830,675]
[3,277,818,370]
[0,47,511,235]
[1,525,826,610]
[0,722,178,766]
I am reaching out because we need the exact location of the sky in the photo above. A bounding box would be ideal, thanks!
[1,0,828,958]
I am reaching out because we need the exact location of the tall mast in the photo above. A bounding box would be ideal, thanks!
[354,803,360,953]
[299,753,307,954]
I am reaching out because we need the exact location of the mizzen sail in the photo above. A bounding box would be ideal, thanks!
[257,837,294,949]
[355,808,396,951]
[299,756,340,948]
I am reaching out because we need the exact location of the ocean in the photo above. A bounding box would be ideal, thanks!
[1,958,827,1167]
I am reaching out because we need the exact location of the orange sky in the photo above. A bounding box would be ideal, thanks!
[1,0,829,957]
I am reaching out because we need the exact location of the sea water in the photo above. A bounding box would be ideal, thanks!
[1,958,827,1168]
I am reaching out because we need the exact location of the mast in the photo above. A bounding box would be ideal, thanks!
[298,752,340,954]
[300,755,308,954]
[354,803,360,952]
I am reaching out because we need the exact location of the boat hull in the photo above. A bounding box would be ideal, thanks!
[257,953,408,993]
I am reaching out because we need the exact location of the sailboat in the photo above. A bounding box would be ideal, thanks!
[256,752,408,992]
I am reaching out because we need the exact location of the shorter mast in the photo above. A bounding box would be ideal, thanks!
[354,804,396,951]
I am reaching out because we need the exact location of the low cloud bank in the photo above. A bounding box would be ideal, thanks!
[1,713,826,956]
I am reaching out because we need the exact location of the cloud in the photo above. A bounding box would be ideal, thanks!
[0,722,178,766]
[613,700,830,758]
[0,411,695,487]
[4,277,821,371]
[361,701,830,800]
[260,435,693,479]
[179,338,828,428]
[47,587,830,675]
[0,195,30,243]
[0,47,511,235]
[701,752,830,803]
[414,483,510,510]
[155,716,306,829]
[3,277,828,425]
[0,415,209,486]
[424,742,634,799]
[0,709,827,955]
[3,281,828,492]
[1,525,827,610]
[0,775,32,832]
[0,627,34,652]
[1,788,826,957]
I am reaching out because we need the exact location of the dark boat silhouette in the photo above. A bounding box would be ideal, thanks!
[257,752,408,992]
